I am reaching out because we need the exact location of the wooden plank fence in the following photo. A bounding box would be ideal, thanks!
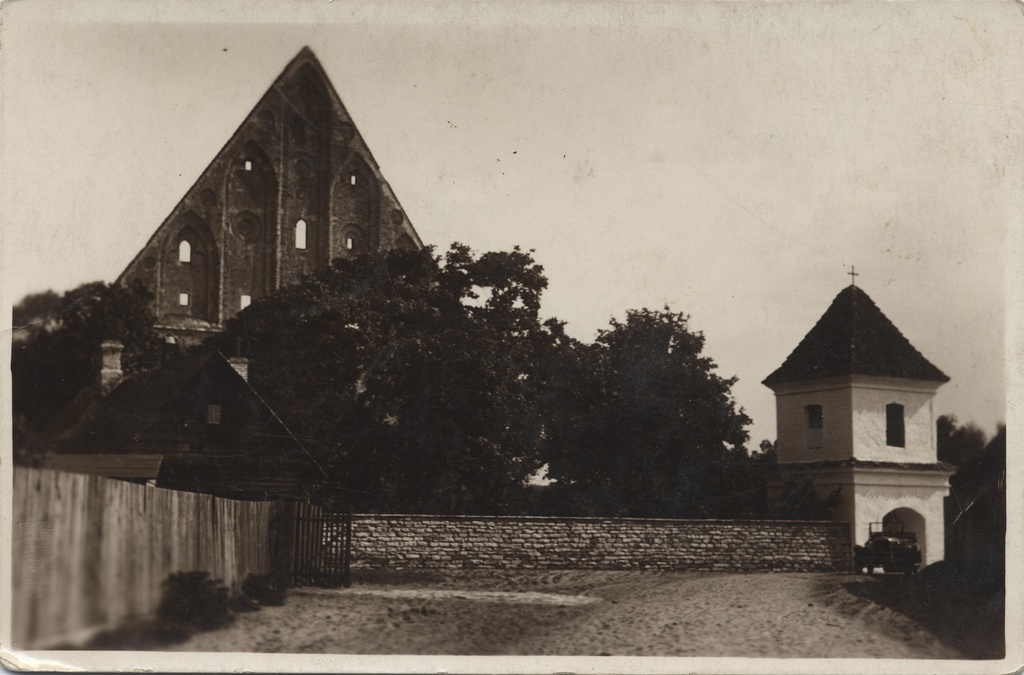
[12,467,280,649]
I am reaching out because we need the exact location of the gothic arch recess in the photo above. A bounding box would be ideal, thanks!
[161,212,219,324]
[331,153,380,256]
[284,64,331,151]
[225,141,278,299]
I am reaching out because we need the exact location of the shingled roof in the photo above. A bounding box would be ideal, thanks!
[763,285,949,386]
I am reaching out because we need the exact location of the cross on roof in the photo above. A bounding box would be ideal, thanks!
[848,265,859,286]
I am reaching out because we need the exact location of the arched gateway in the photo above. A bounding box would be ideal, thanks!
[763,283,952,566]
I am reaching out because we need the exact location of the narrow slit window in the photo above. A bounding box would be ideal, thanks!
[244,160,252,171]
[350,173,357,186]
[207,404,221,425]
[807,405,823,429]
[179,292,190,306]
[346,235,355,250]
[240,294,251,310]
[295,219,307,250]
[886,403,905,448]
[806,404,823,449]
[178,240,191,263]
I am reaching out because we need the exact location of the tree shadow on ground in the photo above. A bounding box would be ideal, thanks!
[842,563,1003,659]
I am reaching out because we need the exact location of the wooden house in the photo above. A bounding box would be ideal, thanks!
[46,341,326,501]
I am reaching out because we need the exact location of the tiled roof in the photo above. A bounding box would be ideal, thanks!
[764,285,949,386]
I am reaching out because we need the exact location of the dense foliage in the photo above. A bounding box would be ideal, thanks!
[937,414,988,466]
[13,245,761,518]
[11,280,161,433]
[211,245,550,514]
[540,308,756,517]
[212,247,755,516]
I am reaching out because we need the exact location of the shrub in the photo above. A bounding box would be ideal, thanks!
[157,571,235,630]
[242,572,288,606]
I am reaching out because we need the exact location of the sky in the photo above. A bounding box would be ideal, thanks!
[2,0,1021,447]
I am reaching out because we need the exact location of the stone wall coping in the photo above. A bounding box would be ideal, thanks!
[352,514,849,528]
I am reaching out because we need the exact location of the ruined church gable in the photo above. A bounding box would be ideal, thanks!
[117,47,422,335]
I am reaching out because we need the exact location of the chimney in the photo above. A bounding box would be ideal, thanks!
[99,340,124,396]
[228,356,249,383]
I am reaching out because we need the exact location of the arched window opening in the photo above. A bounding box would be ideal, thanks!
[178,240,191,263]
[244,160,252,171]
[295,219,307,250]
[805,404,823,449]
[350,173,357,186]
[886,403,905,448]
[179,292,190,306]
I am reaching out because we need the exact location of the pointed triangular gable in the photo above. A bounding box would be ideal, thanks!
[118,47,423,336]
[763,285,949,386]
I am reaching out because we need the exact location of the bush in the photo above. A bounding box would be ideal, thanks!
[242,572,288,606]
[157,571,235,630]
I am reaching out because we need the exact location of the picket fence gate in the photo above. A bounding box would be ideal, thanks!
[289,502,353,588]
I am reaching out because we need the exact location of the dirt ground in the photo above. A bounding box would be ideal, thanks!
[164,570,998,658]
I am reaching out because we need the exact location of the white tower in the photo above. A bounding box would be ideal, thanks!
[763,283,951,565]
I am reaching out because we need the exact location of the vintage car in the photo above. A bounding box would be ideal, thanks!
[853,522,922,575]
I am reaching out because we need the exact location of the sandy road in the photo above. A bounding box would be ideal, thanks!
[170,571,964,658]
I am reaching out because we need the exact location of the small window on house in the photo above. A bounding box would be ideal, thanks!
[179,292,189,306]
[886,403,905,448]
[350,173,357,186]
[178,240,191,263]
[806,404,823,449]
[244,160,252,171]
[240,294,251,309]
[207,404,221,425]
[295,219,307,249]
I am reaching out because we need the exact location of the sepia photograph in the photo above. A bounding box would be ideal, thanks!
[1,0,1019,672]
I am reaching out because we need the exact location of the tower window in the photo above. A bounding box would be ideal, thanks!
[350,173,357,185]
[886,403,905,448]
[805,404,823,449]
[346,235,355,250]
[178,240,191,263]
[179,292,190,306]
[207,404,221,425]
[295,219,307,250]
[806,405,823,429]
[244,160,252,171]
[240,294,251,309]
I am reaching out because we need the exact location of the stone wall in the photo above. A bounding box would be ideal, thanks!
[351,515,851,573]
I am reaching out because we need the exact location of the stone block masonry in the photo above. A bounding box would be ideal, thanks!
[351,515,851,572]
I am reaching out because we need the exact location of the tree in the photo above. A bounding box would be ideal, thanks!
[11,280,162,433]
[937,414,987,466]
[11,289,61,329]
[541,307,753,518]
[210,244,550,514]
[947,423,1005,576]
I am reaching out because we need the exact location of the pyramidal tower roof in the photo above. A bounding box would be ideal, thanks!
[763,285,949,387]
